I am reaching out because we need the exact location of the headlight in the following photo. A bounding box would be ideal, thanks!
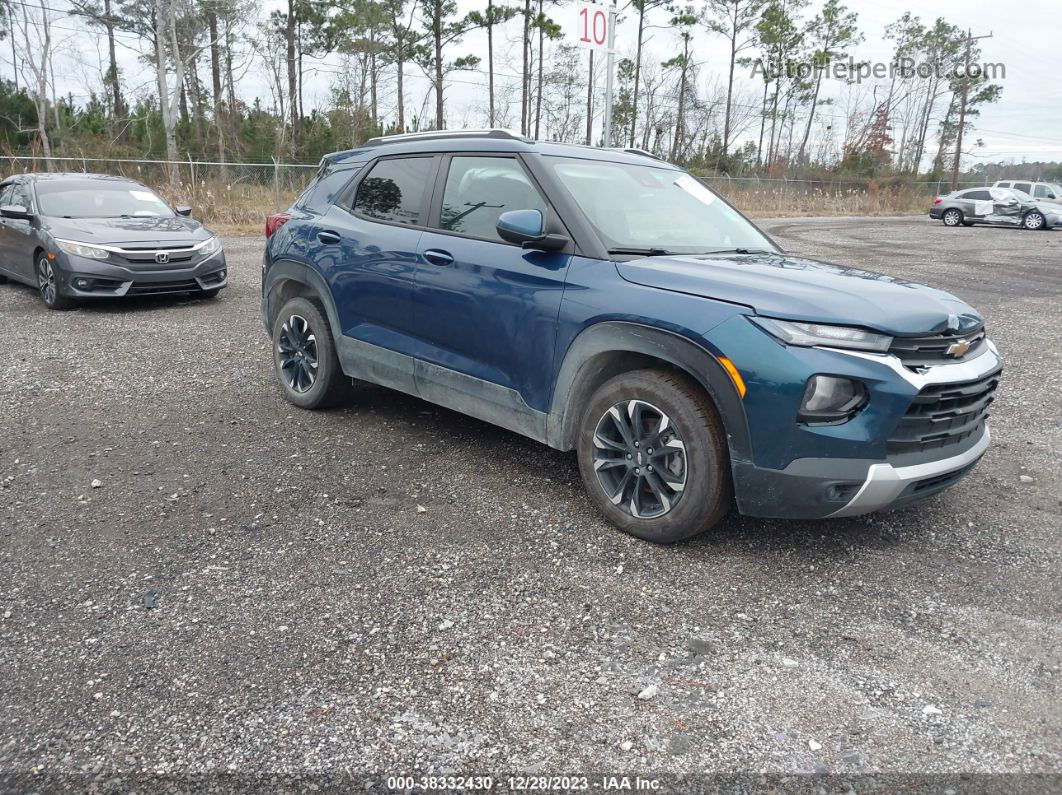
[749,317,892,352]
[195,236,221,256]
[54,239,110,260]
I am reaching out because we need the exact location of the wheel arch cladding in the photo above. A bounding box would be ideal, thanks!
[263,259,343,338]
[546,322,752,464]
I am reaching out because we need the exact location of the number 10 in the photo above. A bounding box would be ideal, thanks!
[579,6,607,46]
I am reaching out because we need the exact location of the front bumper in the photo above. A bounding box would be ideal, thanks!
[731,343,1001,520]
[56,250,228,298]
[827,426,989,517]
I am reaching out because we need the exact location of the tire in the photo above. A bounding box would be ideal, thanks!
[271,296,348,409]
[942,209,963,227]
[1022,210,1046,230]
[35,254,75,310]
[576,368,732,544]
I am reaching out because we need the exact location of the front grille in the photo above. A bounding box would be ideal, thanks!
[117,246,198,268]
[127,279,201,295]
[907,461,979,495]
[889,327,987,367]
[887,366,1002,457]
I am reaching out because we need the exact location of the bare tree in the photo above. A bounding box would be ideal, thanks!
[12,0,56,166]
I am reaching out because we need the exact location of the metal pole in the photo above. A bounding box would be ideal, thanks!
[602,1,617,147]
[271,156,280,213]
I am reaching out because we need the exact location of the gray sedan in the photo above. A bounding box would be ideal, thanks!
[0,173,227,310]
[929,187,1062,230]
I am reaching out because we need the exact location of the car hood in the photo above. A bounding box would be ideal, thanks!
[41,215,210,245]
[615,252,982,336]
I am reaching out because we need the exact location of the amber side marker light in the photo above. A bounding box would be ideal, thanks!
[716,356,747,399]
[47,252,56,260]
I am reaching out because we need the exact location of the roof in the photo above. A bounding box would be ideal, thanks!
[321,130,677,169]
[5,172,142,184]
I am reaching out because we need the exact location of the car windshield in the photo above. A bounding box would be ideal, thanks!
[544,156,777,256]
[35,181,174,219]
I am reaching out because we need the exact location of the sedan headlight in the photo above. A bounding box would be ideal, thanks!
[195,236,221,256]
[750,317,892,352]
[54,239,110,260]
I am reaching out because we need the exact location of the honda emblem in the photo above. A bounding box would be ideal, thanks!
[155,251,170,264]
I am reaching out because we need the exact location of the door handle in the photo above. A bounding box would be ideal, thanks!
[317,230,341,244]
[423,249,454,266]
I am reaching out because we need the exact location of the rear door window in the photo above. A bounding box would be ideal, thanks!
[965,190,991,201]
[352,157,434,225]
[437,156,548,242]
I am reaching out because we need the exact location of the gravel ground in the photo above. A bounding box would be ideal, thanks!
[0,218,1059,790]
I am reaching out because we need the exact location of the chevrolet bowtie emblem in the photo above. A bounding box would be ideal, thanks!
[946,339,972,358]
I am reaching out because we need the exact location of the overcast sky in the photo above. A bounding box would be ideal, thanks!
[8,0,1061,166]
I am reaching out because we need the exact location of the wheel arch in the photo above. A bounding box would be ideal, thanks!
[546,322,752,465]
[262,259,342,338]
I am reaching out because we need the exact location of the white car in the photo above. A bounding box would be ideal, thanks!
[992,180,1062,204]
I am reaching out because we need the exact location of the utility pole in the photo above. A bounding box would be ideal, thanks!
[951,29,993,191]
[585,50,594,145]
[602,0,617,147]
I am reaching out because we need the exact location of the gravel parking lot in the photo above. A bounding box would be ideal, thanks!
[1,218,1060,789]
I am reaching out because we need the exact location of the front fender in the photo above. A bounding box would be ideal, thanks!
[545,321,752,465]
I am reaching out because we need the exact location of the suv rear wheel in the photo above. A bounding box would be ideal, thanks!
[271,296,348,409]
[576,368,731,543]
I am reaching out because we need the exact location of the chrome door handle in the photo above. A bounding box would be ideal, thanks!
[317,230,341,244]
[423,249,454,266]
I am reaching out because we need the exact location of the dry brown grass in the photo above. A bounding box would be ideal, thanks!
[710,181,934,218]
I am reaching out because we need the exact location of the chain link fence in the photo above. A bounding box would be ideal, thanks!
[1,155,320,228]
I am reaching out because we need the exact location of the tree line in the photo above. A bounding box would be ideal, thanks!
[0,0,1003,184]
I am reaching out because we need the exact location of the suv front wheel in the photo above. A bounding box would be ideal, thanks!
[271,296,349,409]
[576,369,731,543]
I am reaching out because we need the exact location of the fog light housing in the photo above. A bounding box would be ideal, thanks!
[798,375,867,424]
[73,277,93,290]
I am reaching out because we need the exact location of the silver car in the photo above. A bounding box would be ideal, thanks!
[929,187,1062,231]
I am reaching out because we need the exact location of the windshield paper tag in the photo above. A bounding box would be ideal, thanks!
[130,190,163,203]
[674,174,717,207]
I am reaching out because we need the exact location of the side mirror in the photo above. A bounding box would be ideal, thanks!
[0,204,32,221]
[496,209,567,252]
[1048,193,1057,200]
[175,205,192,217]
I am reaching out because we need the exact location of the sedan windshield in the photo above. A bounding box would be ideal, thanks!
[545,156,777,256]
[35,181,174,219]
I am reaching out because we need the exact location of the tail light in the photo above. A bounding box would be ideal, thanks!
[932,198,943,206]
[265,213,291,238]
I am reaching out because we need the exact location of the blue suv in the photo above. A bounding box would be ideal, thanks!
[262,130,1001,543]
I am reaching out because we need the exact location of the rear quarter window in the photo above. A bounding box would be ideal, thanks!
[296,163,361,213]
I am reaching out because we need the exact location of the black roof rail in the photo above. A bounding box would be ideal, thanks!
[363,128,533,147]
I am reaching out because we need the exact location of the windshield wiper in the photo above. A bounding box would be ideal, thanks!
[699,247,776,256]
[607,247,674,257]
